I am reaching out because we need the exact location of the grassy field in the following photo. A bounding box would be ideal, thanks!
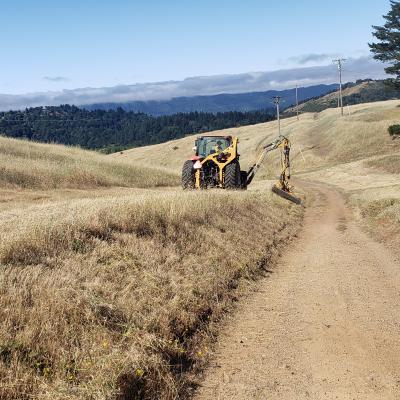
[0,136,179,189]
[0,190,302,400]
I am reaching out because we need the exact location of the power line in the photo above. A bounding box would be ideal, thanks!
[332,58,346,116]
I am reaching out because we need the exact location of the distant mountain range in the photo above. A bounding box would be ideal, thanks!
[83,84,339,115]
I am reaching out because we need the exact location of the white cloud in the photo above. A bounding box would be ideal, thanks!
[0,56,387,111]
[43,76,69,82]
[286,53,339,65]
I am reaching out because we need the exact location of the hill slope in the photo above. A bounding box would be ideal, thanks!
[286,80,400,114]
[0,136,178,189]
[112,99,400,174]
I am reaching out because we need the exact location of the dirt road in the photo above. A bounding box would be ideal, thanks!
[195,184,400,399]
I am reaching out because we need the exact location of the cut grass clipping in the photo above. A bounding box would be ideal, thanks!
[0,190,302,399]
[0,136,178,189]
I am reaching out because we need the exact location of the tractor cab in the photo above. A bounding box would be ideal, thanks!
[194,136,232,158]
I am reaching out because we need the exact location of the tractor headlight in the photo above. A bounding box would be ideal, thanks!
[193,160,202,169]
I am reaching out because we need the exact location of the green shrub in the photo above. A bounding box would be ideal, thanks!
[388,124,400,136]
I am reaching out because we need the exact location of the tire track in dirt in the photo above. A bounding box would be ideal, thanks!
[194,183,400,400]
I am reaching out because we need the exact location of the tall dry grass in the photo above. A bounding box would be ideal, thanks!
[365,154,400,174]
[0,136,179,189]
[362,198,400,224]
[358,197,400,249]
[0,190,302,399]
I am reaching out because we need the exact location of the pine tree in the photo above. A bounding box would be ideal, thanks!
[369,1,400,85]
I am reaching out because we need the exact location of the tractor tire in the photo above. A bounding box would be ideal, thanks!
[224,161,241,189]
[182,160,195,189]
[240,170,248,190]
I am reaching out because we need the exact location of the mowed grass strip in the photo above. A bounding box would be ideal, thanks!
[0,136,179,189]
[0,190,302,400]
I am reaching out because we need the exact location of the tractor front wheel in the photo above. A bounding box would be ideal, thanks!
[182,160,195,189]
[224,161,241,189]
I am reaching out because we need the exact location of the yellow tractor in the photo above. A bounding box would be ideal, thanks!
[181,134,301,204]
[181,135,247,190]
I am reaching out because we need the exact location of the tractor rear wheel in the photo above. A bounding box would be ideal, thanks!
[224,161,241,189]
[182,160,195,189]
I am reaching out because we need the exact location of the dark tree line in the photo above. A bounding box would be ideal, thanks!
[0,105,275,152]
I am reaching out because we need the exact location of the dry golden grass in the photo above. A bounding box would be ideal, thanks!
[362,198,400,223]
[109,123,278,174]
[365,154,400,174]
[309,102,400,164]
[0,136,179,189]
[358,197,400,250]
[0,190,302,400]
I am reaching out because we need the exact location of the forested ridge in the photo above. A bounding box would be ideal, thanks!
[0,105,274,152]
[83,84,338,115]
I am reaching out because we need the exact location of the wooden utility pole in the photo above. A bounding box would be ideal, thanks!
[273,96,282,136]
[332,59,346,116]
[295,84,299,120]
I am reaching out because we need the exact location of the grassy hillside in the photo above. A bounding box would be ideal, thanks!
[113,99,400,175]
[109,123,275,173]
[0,136,179,189]
[0,190,302,400]
[285,80,400,114]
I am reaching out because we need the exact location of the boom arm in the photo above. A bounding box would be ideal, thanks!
[246,136,291,188]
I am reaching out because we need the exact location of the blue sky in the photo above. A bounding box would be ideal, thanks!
[0,0,392,97]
